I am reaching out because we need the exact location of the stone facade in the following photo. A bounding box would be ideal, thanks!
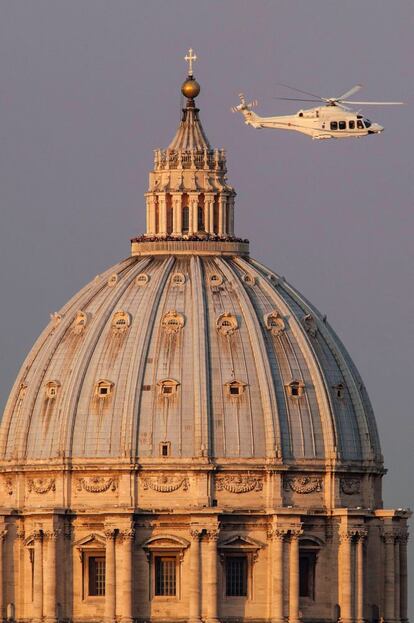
[0,57,409,623]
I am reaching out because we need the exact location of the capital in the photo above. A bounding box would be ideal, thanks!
[382,530,396,545]
[190,527,203,540]
[267,527,288,542]
[104,528,117,541]
[206,529,219,542]
[119,528,136,542]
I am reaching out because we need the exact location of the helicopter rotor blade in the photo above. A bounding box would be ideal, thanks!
[340,100,405,106]
[273,97,323,103]
[336,84,363,101]
[277,82,325,101]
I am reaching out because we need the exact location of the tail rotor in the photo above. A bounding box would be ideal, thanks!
[231,93,258,113]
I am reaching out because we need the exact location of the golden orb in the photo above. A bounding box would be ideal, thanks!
[181,77,200,99]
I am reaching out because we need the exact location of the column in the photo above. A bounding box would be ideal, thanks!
[228,196,235,236]
[172,194,182,236]
[289,528,302,623]
[269,529,285,623]
[206,195,215,234]
[33,529,44,622]
[105,529,116,623]
[44,530,58,622]
[205,529,219,623]
[356,531,366,623]
[189,194,199,235]
[218,196,227,236]
[399,534,408,623]
[0,530,6,622]
[189,528,202,623]
[339,531,353,623]
[146,195,156,235]
[383,531,395,623]
[394,536,400,623]
[119,529,134,623]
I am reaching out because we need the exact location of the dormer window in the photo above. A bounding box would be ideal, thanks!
[111,310,131,334]
[107,273,118,287]
[287,381,304,398]
[136,273,150,286]
[95,380,113,399]
[158,379,180,397]
[171,273,186,286]
[217,313,238,336]
[210,273,223,286]
[264,311,285,336]
[225,380,247,397]
[45,381,60,400]
[333,383,345,400]
[162,311,185,334]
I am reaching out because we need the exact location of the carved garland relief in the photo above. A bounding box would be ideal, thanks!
[142,475,189,493]
[28,478,56,494]
[76,477,118,493]
[216,475,263,494]
[284,476,323,494]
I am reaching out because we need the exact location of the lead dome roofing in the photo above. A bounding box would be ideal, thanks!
[0,254,381,466]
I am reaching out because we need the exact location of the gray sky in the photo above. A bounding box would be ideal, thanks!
[0,0,413,611]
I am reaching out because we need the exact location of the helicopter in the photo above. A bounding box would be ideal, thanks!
[232,84,404,140]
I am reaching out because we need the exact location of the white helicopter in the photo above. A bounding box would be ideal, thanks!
[232,84,404,140]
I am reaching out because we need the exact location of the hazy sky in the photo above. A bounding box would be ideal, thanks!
[0,0,413,612]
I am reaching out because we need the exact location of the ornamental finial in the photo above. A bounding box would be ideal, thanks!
[184,48,197,77]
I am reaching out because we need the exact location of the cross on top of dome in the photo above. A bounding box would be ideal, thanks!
[184,48,197,77]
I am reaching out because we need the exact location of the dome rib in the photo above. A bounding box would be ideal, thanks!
[128,256,176,458]
[168,103,211,151]
[249,257,381,463]
[217,258,281,460]
[61,258,146,460]
[190,256,211,458]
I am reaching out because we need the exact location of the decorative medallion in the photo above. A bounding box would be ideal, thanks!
[107,273,118,287]
[72,310,89,335]
[340,478,361,495]
[76,477,118,493]
[162,311,185,334]
[302,314,318,337]
[284,476,322,494]
[171,272,186,286]
[111,310,131,334]
[136,273,150,286]
[216,313,238,336]
[142,475,189,493]
[264,311,285,336]
[216,475,263,494]
[28,478,56,495]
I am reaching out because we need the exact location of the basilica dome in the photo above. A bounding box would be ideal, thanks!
[0,56,408,623]
[0,247,381,466]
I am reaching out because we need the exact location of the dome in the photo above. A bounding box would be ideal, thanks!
[0,52,409,623]
[0,252,381,465]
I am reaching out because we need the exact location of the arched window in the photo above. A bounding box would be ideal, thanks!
[182,206,189,233]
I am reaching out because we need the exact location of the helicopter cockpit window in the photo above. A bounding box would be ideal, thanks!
[364,119,372,128]
[330,121,338,130]
[349,120,355,129]
[338,121,346,130]
[357,120,364,129]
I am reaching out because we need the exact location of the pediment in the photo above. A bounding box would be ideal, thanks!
[218,535,264,551]
[142,534,190,551]
[74,532,106,549]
